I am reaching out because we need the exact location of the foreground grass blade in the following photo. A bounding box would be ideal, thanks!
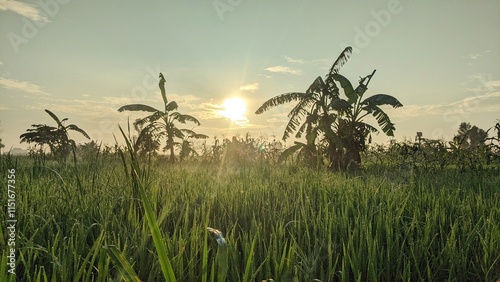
[103,245,141,282]
[136,173,177,282]
[118,125,177,282]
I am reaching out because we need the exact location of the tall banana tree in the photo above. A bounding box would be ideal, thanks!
[330,70,403,170]
[255,47,403,170]
[20,109,90,159]
[255,47,353,166]
[118,73,207,163]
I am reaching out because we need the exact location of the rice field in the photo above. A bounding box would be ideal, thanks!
[1,150,499,281]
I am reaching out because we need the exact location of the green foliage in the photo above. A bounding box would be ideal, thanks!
[1,151,499,281]
[118,73,206,163]
[255,48,403,171]
[363,135,500,172]
[103,245,141,282]
[115,125,177,281]
[19,109,90,160]
[454,122,488,148]
[199,134,280,169]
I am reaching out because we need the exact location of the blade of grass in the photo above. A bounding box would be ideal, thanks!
[118,125,177,282]
[242,234,257,282]
[103,245,140,282]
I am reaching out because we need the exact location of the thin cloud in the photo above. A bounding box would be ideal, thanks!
[0,77,50,96]
[465,50,494,66]
[462,74,498,93]
[0,60,3,65]
[283,56,304,64]
[265,66,302,75]
[239,83,259,93]
[448,91,500,107]
[486,80,500,88]
[0,0,49,22]
[387,91,500,119]
[467,53,484,60]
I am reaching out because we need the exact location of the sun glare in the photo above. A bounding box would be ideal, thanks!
[220,97,248,124]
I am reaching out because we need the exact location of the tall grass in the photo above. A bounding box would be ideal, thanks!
[0,150,499,281]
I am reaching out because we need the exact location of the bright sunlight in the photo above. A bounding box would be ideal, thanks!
[220,97,248,124]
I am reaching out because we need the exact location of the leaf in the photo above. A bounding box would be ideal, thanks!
[306,76,327,94]
[135,112,165,127]
[159,73,168,106]
[172,127,184,139]
[118,104,160,113]
[328,47,353,75]
[283,106,309,140]
[359,122,379,134]
[255,92,307,114]
[170,113,201,125]
[242,235,257,282]
[192,133,209,139]
[330,98,351,111]
[66,124,90,139]
[278,142,305,163]
[296,114,322,139]
[166,101,178,112]
[180,128,196,136]
[362,94,403,108]
[44,109,63,127]
[103,245,141,282]
[282,119,299,140]
[282,96,318,140]
[134,123,160,151]
[354,83,368,98]
[364,105,397,136]
[180,129,208,139]
[332,74,356,103]
[117,126,177,282]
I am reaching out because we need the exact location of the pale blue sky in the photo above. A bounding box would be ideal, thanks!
[1,0,499,150]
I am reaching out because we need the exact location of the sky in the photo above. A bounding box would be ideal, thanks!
[1,0,499,152]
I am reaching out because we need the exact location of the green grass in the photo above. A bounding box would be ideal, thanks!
[1,152,499,281]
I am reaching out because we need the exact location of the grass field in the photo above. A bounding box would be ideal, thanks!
[1,151,499,281]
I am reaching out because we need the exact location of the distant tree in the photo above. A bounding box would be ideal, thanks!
[453,122,488,148]
[118,73,207,163]
[77,140,101,159]
[20,109,90,159]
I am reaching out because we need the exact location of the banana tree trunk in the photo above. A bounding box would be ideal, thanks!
[344,148,361,171]
[168,137,175,163]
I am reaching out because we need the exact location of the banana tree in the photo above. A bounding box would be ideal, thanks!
[330,70,403,170]
[255,47,353,165]
[20,109,90,159]
[118,73,206,163]
[255,47,403,170]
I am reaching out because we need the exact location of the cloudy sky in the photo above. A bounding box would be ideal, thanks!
[1,0,499,150]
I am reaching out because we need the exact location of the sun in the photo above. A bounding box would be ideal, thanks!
[220,97,248,124]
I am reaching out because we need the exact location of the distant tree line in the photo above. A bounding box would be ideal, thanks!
[14,48,500,171]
